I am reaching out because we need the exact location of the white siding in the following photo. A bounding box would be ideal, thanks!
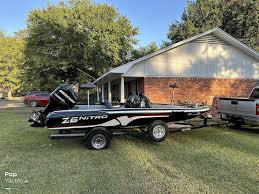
[207,44,218,77]
[167,48,178,76]
[156,52,168,75]
[144,58,156,75]
[125,35,259,79]
[191,42,208,77]
[124,34,259,79]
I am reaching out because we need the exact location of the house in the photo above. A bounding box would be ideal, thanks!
[94,28,259,105]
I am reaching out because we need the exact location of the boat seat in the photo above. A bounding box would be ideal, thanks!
[104,100,113,109]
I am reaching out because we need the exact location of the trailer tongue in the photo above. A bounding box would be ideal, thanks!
[29,84,209,150]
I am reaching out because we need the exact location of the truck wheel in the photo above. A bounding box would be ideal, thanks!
[30,100,38,107]
[226,122,242,130]
[148,120,169,142]
[85,128,111,150]
[232,122,242,129]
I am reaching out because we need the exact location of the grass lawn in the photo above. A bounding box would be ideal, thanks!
[0,107,259,193]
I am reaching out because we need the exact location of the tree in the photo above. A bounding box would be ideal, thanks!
[0,31,25,94]
[24,0,138,90]
[167,0,259,51]
[128,42,159,61]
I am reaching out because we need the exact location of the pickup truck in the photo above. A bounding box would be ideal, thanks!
[218,86,259,128]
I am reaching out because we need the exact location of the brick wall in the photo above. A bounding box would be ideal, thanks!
[144,77,259,105]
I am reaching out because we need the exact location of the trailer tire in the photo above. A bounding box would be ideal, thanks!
[85,127,112,150]
[148,120,168,142]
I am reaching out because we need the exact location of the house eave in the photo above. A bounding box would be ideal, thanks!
[94,72,123,85]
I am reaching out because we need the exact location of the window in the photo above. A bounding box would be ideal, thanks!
[250,88,259,98]
[34,93,50,97]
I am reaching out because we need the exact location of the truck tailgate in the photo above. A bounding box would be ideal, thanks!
[218,97,256,118]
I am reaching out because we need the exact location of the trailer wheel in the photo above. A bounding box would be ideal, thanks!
[85,128,111,150]
[148,120,168,142]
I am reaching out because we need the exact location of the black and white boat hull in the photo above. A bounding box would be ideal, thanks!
[46,107,209,130]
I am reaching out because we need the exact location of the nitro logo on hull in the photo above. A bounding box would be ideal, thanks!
[61,115,108,124]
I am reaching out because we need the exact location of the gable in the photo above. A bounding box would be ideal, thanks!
[192,34,228,45]
[125,33,259,79]
[94,28,259,85]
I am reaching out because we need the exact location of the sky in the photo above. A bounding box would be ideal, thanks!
[0,0,187,47]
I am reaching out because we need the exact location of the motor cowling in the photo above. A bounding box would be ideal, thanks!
[29,84,78,127]
[43,84,77,114]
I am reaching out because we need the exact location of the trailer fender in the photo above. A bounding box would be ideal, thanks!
[84,127,113,140]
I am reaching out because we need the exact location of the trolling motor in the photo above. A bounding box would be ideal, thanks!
[169,83,178,105]
[29,84,77,127]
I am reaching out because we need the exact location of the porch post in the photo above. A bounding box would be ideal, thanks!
[96,86,99,103]
[120,76,125,103]
[87,90,90,108]
[108,81,112,102]
[101,83,104,102]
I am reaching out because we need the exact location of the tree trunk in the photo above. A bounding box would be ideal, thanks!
[8,89,12,99]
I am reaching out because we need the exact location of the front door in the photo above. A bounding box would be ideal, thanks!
[128,80,138,95]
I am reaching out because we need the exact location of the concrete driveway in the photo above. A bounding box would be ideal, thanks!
[0,100,25,108]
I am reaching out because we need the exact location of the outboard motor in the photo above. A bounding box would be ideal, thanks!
[29,84,77,127]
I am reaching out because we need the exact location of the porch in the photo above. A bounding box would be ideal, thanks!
[95,75,144,103]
